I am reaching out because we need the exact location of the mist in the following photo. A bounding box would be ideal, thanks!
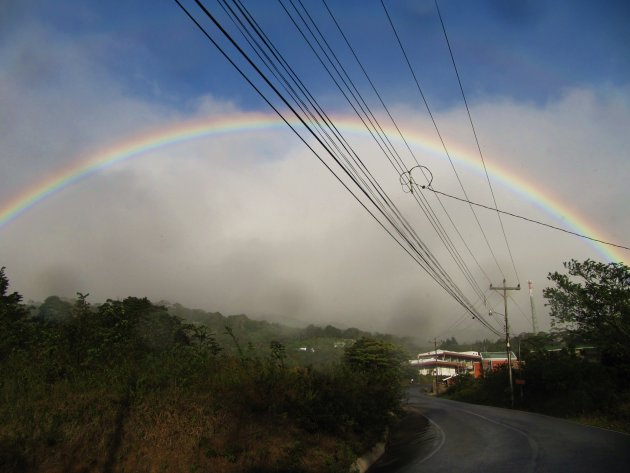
[2,14,629,342]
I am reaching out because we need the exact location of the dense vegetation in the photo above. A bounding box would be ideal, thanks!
[0,267,409,473]
[437,335,512,353]
[445,260,630,432]
[166,302,420,367]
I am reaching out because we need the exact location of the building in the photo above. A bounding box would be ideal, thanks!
[410,349,519,379]
[480,351,519,372]
[410,349,482,378]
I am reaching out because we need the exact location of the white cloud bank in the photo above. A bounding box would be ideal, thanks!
[1,21,629,340]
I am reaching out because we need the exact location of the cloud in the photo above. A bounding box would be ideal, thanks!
[1,16,629,342]
[0,21,178,200]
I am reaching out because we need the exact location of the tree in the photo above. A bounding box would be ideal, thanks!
[544,259,630,365]
[343,337,408,378]
[0,267,28,323]
[269,340,286,368]
[516,332,557,360]
[440,336,459,351]
[37,295,72,321]
[0,267,30,360]
[341,338,409,434]
[323,324,342,338]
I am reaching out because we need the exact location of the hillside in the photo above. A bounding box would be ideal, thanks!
[0,269,410,473]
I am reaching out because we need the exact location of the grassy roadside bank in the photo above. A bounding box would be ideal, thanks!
[0,380,362,472]
[0,270,410,472]
[1,333,402,473]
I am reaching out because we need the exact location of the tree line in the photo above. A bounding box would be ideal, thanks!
[0,267,409,473]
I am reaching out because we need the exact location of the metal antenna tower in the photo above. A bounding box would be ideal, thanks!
[528,280,539,334]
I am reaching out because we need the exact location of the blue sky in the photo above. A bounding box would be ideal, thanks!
[5,0,628,108]
[1,1,629,339]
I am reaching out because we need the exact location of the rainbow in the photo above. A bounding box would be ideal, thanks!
[0,112,625,264]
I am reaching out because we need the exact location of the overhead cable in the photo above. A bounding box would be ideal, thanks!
[425,187,630,251]
[323,0,495,291]
[174,0,502,336]
[286,0,489,304]
[379,0,508,282]
[434,0,521,283]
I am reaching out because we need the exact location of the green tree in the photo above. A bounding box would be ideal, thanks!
[324,324,342,338]
[0,267,28,322]
[440,336,459,351]
[544,259,630,366]
[0,267,30,360]
[269,340,286,368]
[341,338,409,436]
[517,332,557,359]
[184,324,222,355]
[343,337,407,374]
[37,295,72,322]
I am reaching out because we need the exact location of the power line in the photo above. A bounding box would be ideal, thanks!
[178,1,468,310]
[280,1,499,327]
[279,0,490,305]
[426,186,630,251]
[434,0,520,283]
[217,0,398,219]
[223,0,480,307]
[171,0,419,268]
[268,2,500,331]
[227,0,462,287]
[379,0,508,281]
[296,0,508,316]
[174,0,502,336]
[219,0,410,238]
[323,0,494,297]
[433,288,501,339]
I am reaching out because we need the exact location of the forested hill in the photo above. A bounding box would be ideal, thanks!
[33,295,423,366]
[1,267,412,472]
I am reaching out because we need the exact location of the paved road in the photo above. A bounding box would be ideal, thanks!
[368,389,630,472]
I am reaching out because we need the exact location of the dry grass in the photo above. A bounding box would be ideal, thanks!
[1,383,356,473]
[1,384,122,472]
[571,415,630,434]
[119,388,354,473]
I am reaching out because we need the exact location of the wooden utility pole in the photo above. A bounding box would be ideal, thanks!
[490,279,520,408]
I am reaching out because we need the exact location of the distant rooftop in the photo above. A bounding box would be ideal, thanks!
[481,352,517,359]
[416,349,481,359]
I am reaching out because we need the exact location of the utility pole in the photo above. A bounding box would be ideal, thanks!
[433,337,439,396]
[490,279,520,408]
[528,280,539,334]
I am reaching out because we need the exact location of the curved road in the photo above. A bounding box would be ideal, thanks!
[368,389,630,472]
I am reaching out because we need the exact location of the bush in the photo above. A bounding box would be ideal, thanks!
[0,269,410,472]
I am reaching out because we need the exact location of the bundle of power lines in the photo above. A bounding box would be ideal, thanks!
[173,0,522,337]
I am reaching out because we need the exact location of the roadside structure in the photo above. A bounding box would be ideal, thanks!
[410,349,483,378]
[480,351,519,372]
[410,349,519,380]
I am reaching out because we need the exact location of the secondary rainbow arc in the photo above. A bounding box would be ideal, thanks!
[0,112,624,264]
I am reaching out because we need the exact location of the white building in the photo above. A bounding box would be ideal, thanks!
[410,349,482,377]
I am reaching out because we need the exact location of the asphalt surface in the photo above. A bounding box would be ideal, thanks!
[367,388,630,472]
